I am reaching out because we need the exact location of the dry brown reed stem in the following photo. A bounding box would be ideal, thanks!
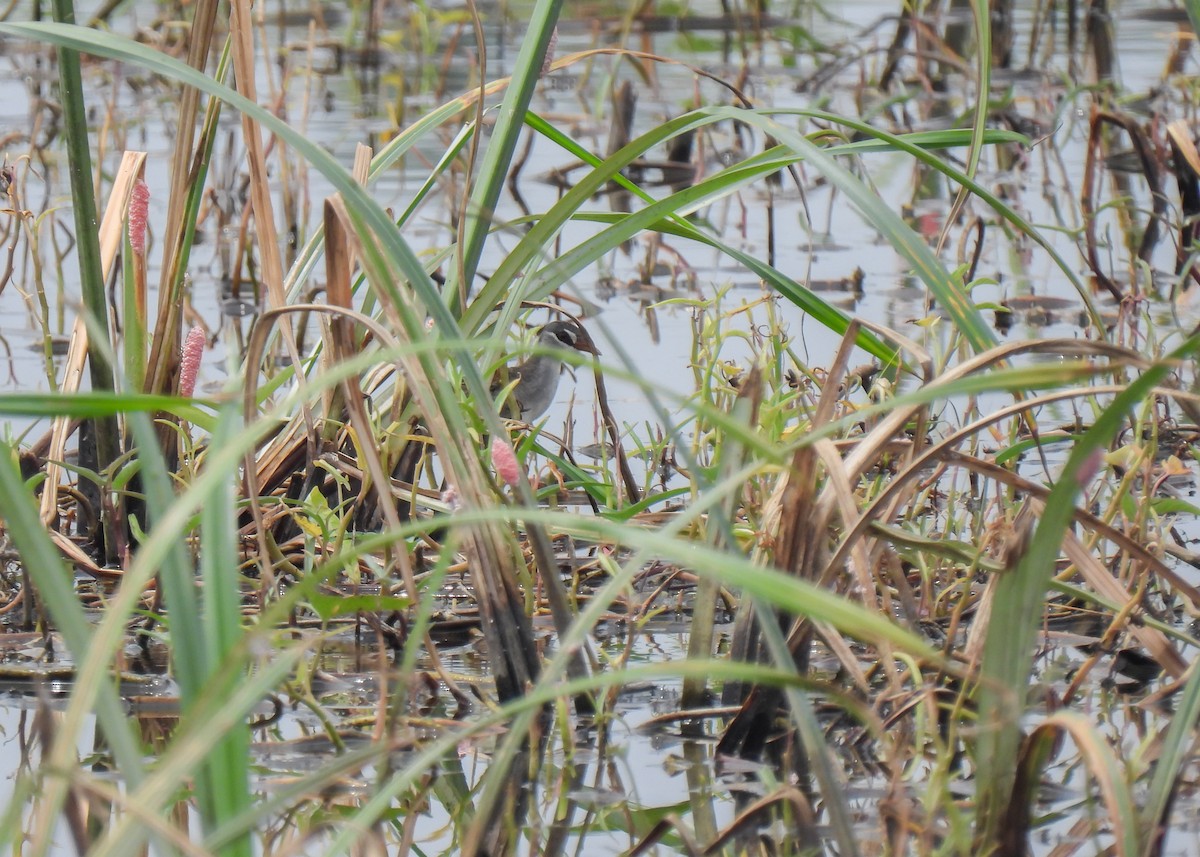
[1058,585,1143,706]
[830,387,1114,581]
[144,0,219,400]
[813,437,872,607]
[806,321,928,685]
[823,337,1176,590]
[1045,817,1098,857]
[594,372,641,505]
[1065,516,1185,675]
[45,532,106,579]
[239,305,385,564]
[32,696,91,854]
[293,25,319,252]
[229,0,317,520]
[320,193,380,724]
[318,146,371,435]
[723,336,1155,753]
[837,338,1142,498]
[40,151,145,530]
[735,336,874,695]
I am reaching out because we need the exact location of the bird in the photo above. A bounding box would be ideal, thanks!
[504,319,589,420]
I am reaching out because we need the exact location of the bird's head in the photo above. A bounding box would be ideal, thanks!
[536,319,597,355]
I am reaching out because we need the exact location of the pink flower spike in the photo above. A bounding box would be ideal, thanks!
[129,179,150,257]
[491,436,520,488]
[441,485,463,512]
[178,326,205,397]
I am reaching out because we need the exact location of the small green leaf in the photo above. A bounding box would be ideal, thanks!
[308,593,414,621]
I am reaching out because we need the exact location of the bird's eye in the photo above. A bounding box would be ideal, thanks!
[553,329,577,347]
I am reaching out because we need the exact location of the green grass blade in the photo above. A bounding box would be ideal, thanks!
[49,0,119,479]
[0,391,211,422]
[396,120,476,228]
[193,404,253,855]
[1186,0,1200,47]
[461,110,713,335]
[128,408,207,699]
[958,0,991,218]
[450,0,563,308]
[92,642,306,857]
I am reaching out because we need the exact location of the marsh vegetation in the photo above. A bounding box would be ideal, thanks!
[1,0,1200,854]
